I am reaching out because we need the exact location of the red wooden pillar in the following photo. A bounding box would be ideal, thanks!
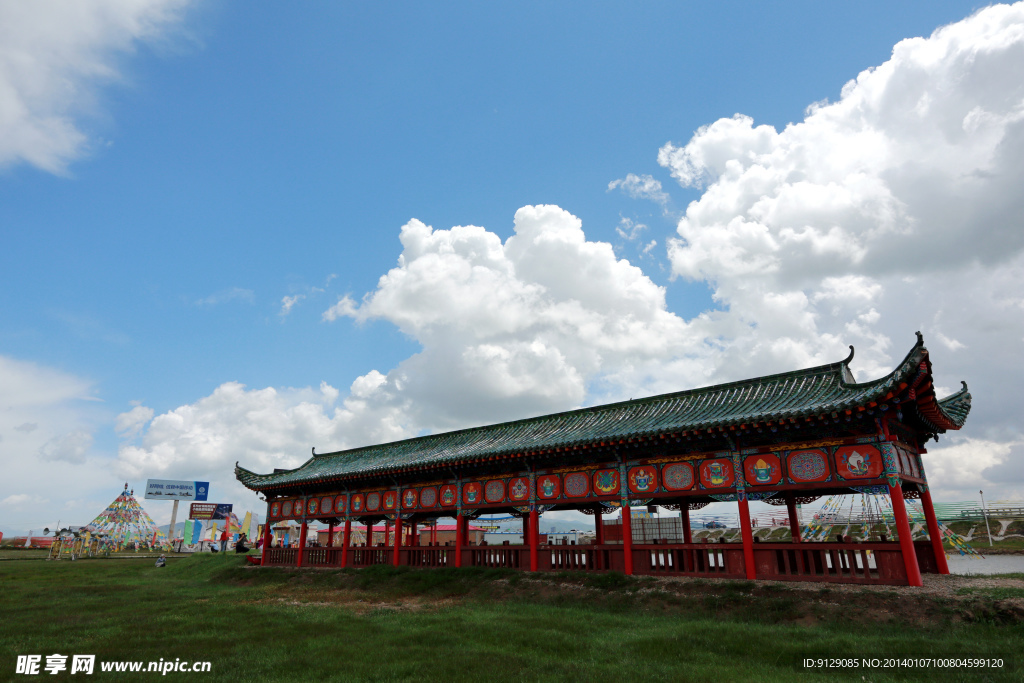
[529,507,539,572]
[621,506,634,575]
[393,517,403,566]
[410,521,418,547]
[260,513,272,566]
[430,522,437,546]
[455,515,464,568]
[681,506,692,544]
[296,521,308,567]
[737,497,756,580]
[786,494,802,544]
[920,487,949,575]
[593,511,605,570]
[328,523,335,548]
[340,520,351,568]
[889,483,923,586]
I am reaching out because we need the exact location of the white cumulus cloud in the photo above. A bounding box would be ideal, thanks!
[0,0,194,174]
[608,173,669,205]
[115,405,154,438]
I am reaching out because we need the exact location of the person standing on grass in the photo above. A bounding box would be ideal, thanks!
[219,525,230,553]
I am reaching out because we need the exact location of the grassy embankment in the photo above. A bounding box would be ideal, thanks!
[946,520,1024,553]
[2,554,1023,682]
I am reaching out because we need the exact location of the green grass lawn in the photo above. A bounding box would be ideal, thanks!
[1,555,1021,682]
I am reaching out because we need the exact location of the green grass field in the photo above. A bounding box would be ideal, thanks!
[1,555,1022,682]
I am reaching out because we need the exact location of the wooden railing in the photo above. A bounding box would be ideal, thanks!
[302,547,345,567]
[261,540,929,586]
[547,546,598,571]
[405,547,452,568]
[264,547,297,566]
[468,546,527,569]
[635,544,746,579]
[350,547,392,567]
[751,542,909,584]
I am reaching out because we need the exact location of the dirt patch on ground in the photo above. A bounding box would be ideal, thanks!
[233,567,1024,627]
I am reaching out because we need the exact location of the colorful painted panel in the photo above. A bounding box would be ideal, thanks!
[593,469,620,496]
[787,449,830,483]
[334,495,347,515]
[420,487,437,508]
[383,491,397,510]
[662,462,694,491]
[306,498,319,516]
[508,477,530,501]
[402,489,418,509]
[270,501,281,518]
[320,496,333,515]
[744,454,782,486]
[628,466,658,494]
[537,474,561,499]
[564,472,590,497]
[282,500,293,518]
[485,480,505,503]
[294,499,305,517]
[350,494,364,513]
[365,492,381,511]
[463,482,483,506]
[834,445,883,480]
[698,459,735,488]
[439,485,457,507]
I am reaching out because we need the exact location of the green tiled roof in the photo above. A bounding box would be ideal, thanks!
[236,333,970,491]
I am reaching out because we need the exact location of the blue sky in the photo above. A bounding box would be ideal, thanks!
[3,1,1023,534]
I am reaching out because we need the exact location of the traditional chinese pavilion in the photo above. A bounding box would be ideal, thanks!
[236,333,970,586]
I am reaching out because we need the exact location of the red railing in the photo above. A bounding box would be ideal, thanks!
[405,547,452,568]
[751,542,909,584]
[547,546,598,571]
[468,546,527,569]
[635,544,746,578]
[264,547,297,566]
[259,539,929,586]
[350,547,392,567]
[301,547,346,567]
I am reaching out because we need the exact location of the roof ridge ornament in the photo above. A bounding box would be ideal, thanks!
[843,345,855,365]
[915,330,924,346]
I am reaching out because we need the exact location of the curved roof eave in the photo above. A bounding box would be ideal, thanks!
[236,332,969,492]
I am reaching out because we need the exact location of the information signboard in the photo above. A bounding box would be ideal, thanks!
[189,503,233,520]
[144,480,209,501]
